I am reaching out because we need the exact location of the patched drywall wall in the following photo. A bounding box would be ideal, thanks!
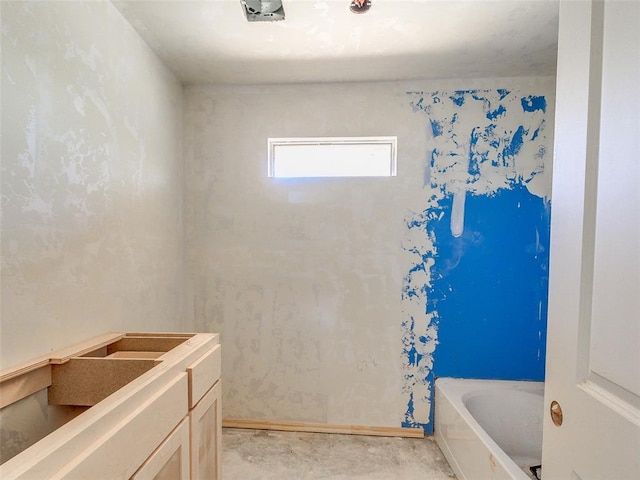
[402,90,552,432]
[185,78,554,431]
[0,1,186,367]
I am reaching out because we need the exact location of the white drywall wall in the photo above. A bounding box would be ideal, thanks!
[184,77,555,428]
[1,1,187,367]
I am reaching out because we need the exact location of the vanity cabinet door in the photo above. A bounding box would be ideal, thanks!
[131,418,190,480]
[189,381,221,480]
[45,374,188,480]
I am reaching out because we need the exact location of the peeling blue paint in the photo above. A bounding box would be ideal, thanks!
[532,127,541,141]
[409,263,426,274]
[497,89,511,100]
[403,88,550,434]
[503,125,527,159]
[402,392,416,428]
[521,95,547,113]
[486,104,507,120]
[450,93,466,106]
[430,119,444,137]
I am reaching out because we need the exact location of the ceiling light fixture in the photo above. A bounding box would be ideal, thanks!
[350,0,372,14]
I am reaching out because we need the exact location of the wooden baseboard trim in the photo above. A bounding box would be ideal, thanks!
[222,418,424,438]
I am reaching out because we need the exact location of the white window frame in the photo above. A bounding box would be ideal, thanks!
[267,136,397,178]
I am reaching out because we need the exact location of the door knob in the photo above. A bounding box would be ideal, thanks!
[550,400,563,426]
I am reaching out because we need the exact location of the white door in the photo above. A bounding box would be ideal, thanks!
[542,1,640,479]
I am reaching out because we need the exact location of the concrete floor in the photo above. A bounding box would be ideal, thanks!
[222,428,456,479]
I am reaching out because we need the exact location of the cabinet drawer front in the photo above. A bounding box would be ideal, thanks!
[187,345,221,409]
[50,373,188,480]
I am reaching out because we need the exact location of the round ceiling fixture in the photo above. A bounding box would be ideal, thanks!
[350,0,372,14]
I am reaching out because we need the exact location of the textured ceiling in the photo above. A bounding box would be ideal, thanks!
[113,0,559,85]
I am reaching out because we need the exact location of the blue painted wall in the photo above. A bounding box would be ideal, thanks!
[430,185,549,381]
[402,89,552,433]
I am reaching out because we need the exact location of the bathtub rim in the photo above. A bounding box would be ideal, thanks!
[434,377,544,480]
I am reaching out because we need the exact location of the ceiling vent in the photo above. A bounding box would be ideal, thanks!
[241,0,285,22]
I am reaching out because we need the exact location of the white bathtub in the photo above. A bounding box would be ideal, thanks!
[435,378,544,480]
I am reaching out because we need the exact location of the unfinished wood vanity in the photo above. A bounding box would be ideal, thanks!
[0,332,221,480]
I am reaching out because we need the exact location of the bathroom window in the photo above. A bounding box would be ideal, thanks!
[267,136,397,178]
